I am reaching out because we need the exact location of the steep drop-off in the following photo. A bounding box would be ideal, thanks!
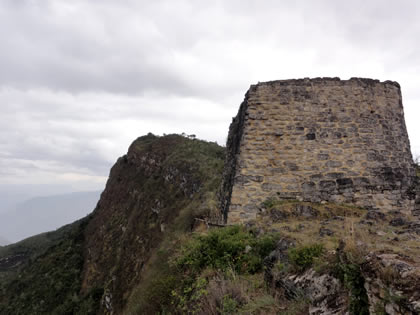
[81,133,224,313]
[0,134,225,314]
[0,217,97,314]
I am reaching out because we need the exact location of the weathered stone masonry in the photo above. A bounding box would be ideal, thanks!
[220,78,417,224]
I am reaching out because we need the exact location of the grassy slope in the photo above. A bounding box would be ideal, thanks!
[125,226,289,315]
[258,199,420,263]
[126,197,420,315]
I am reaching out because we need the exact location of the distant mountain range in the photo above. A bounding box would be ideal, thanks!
[0,236,9,246]
[0,191,101,243]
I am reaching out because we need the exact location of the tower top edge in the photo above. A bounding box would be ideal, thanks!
[251,77,400,89]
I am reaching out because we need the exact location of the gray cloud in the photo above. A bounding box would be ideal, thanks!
[0,0,419,196]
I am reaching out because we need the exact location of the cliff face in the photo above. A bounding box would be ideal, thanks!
[81,134,224,313]
[221,78,417,224]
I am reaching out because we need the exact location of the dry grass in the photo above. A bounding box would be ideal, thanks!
[198,274,248,315]
[256,200,420,264]
[194,271,289,315]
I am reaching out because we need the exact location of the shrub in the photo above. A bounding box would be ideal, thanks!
[131,226,279,314]
[220,295,239,314]
[195,272,249,315]
[288,243,324,271]
[175,226,278,274]
[334,257,369,315]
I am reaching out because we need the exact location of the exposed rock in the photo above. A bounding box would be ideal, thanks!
[264,237,296,277]
[319,228,334,237]
[390,217,409,227]
[294,204,319,218]
[405,222,420,235]
[265,240,348,314]
[288,269,347,315]
[0,253,28,271]
[365,210,386,221]
[363,252,420,314]
[268,207,290,222]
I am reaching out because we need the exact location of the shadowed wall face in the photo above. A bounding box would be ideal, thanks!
[221,78,416,224]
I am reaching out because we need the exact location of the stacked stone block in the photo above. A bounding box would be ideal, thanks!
[220,78,417,224]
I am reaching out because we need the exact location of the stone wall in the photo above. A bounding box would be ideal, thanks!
[221,78,417,224]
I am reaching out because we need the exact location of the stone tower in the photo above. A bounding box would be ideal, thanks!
[220,78,417,224]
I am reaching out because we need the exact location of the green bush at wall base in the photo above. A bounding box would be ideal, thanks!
[176,226,279,275]
[288,244,324,271]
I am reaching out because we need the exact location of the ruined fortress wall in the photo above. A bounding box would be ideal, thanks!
[221,78,417,224]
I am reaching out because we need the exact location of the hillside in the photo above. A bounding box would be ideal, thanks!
[0,217,96,314]
[0,133,225,314]
[0,133,419,314]
[81,133,225,313]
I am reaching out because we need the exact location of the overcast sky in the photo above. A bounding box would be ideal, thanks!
[1,0,419,200]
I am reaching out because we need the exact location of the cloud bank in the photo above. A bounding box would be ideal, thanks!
[1,0,419,195]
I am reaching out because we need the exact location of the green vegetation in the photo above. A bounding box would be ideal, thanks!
[220,294,239,314]
[76,133,227,314]
[176,226,278,274]
[0,220,89,280]
[0,217,102,314]
[334,253,369,315]
[239,294,281,314]
[127,226,279,314]
[288,243,324,271]
[166,137,225,228]
[131,133,225,229]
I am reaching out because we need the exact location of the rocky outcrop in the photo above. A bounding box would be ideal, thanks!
[261,209,420,315]
[287,270,347,315]
[81,134,224,314]
[363,252,420,315]
[264,241,420,315]
[0,252,28,271]
[264,238,348,315]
